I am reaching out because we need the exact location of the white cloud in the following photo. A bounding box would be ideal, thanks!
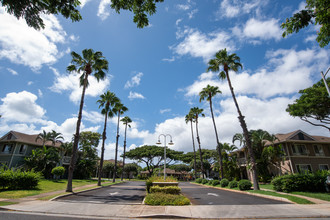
[0,7,68,70]
[177,4,190,11]
[27,81,33,86]
[125,72,143,89]
[0,91,46,124]
[160,109,171,114]
[242,18,282,41]
[173,27,235,62]
[128,91,145,100]
[162,57,175,62]
[7,68,17,75]
[50,70,111,104]
[83,110,104,124]
[217,0,266,19]
[79,0,93,8]
[188,9,198,19]
[97,0,111,21]
[38,89,43,98]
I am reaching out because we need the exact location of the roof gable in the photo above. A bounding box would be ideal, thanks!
[287,130,315,141]
[0,131,61,147]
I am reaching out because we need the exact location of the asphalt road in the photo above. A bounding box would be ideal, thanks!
[179,182,290,205]
[55,181,146,205]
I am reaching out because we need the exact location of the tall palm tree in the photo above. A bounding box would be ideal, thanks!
[66,49,109,192]
[112,101,128,182]
[120,116,132,181]
[97,91,119,186]
[35,130,51,147]
[207,48,259,190]
[199,84,223,179]
[185,112,197,180]
[190,107,205,178]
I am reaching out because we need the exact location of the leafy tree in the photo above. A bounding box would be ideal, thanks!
[207,48,259,190]
[281,0,329,47]
[74,131,101,179]
[185,112,197,179]
[66,49,108,192]
[35,130,51,146]
[286,78,330,132]
[199,84,223,179]
[122,163,139,180]
[112,101,128,182]
[25,146,60,178]
[120,116,132,181]
[1,0,82,30]
[110,0,164,28]
[102,161,115,178]
[169,164,191,172]
[49,130,64,146]
[125,145,182,177]
[97,91,119,186]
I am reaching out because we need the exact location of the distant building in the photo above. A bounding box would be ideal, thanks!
[0,131,65,169]
[236,130,330,180]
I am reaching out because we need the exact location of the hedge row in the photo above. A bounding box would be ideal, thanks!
[0,168,41,189]
[271,171,329,192]
[195,178,252,191]
[150,185,181,194]
[144,192,190,206]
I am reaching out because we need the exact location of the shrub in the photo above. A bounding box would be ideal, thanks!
[229,180,238,188]
[195,178,203,183]
[0,167,41,189]
[201,179,208,184]
[271,171,329,193]
[238,179,252,191]
[212,180,220,186]
[51,166,65,177]
[208,180,214,185]
[220,178,229,187]
[144,192,190,206]
[150,186,181,194]
[146,179,153,193]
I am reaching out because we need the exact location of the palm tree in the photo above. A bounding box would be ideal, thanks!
[120,116,132,181]
[207,48,259,190]
[97,91,119,186]
[185,112,197,180]
[112,101,128,182]
[35,130,53,147]
[66,49,109,192]
[199,84,223,179]
[49,130,64,146]
[190,107,205,178]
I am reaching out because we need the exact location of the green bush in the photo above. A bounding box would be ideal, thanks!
[146,179,153,193]
[212,180,220,186]
[144,192,190,206]
[51,166,65,177]
[195,178,203,183]
[271,171,329,193]
[150,186,181,194]
[220,178,229,187]
[0,167,41,189]
[238,179,252,191]
[229,180,238,188]
[208,180,214,185]
[201,179,208,184]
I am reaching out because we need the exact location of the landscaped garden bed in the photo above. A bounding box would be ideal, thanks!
[144,176,190,206]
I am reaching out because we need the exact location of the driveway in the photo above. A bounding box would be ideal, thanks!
[55,181,146,205]
[179,182,290,205]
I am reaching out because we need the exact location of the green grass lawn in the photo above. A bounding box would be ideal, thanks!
[259,183,274,190]
[291,191,330,202]
[0,179,117,199]
[247,190,314,204]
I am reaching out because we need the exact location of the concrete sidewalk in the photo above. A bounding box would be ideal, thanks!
[2,199,330,219]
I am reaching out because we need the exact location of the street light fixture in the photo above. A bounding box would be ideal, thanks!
[156,134,174,181]
[321,67,330,97]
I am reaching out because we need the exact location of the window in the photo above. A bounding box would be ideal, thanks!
[313,145,325,156]
[292,144,309,155]
[19,144,27,154]
[1,144,13,154]
[296,164,312,173]
[319,164,329,170]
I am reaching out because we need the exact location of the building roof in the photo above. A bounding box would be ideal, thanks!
[0,130,62,147]
[265,130,330,145]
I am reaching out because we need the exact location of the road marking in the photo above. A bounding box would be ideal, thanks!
[207,193,219,197]
[109,192,119,196]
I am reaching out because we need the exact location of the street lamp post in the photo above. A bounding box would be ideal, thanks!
[321,67,330,97]
[156,134,174,181]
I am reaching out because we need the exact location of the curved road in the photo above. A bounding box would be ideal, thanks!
[179,182,290,205]
[55,181,146,205]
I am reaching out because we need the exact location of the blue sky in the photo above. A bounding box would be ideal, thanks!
[0,0,329,160]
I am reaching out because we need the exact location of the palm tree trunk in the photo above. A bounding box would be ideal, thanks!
[66,73,88,192]
[98,113,108,186]
[113,112,121,182]
[195,118,204,179]
[209,98,223,179]
[190,121,197,180]
[225,71,259,190]
[121,124,128,181]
